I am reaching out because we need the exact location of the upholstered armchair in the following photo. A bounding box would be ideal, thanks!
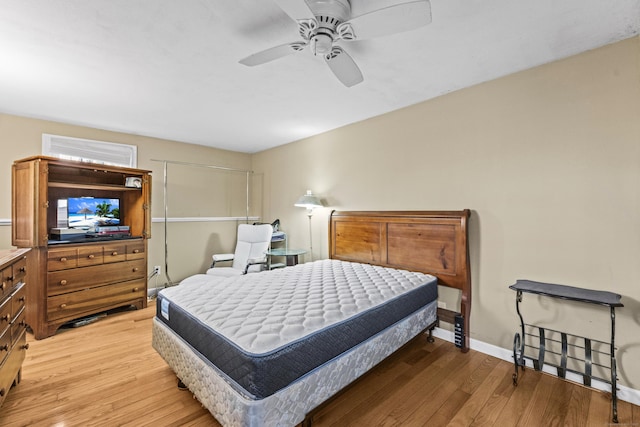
[205,224,273,277]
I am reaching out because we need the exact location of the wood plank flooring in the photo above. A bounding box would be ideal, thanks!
[0,304,637,426]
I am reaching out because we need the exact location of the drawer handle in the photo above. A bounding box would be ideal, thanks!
[21,343,29,351]
[60,280,68,286]
[133,249,140,254]
[1,314,10,323]
[60,257,67,262]
[19,296,26,303]
[0,282,5,291]
[7,276,13,282]
[20,266,26,272]
[132,267,139,272]
[0,388,5,397]
[133,287,139,292]
[60,303,67,309]
[111,251,118,256]
[88,254,95,259]
[0,344,7,352]
[19,320,26,327]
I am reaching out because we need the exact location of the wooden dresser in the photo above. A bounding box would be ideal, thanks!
[11,156,151,339]
[45,240,146,329]
[0,248,30,408]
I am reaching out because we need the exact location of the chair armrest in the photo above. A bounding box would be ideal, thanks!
[213,253,234,262]
[247,256,267,265]
[211,253,234,268]
[243,256,267,274]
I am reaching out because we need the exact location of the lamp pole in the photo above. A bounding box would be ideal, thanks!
[307,209,314,261]
[294,190,324,263]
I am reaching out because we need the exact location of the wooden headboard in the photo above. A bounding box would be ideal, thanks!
[329,210,472,352]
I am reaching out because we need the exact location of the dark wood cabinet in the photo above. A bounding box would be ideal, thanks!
[11,156,151,339]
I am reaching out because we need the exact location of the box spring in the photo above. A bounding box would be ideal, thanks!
[153,259,438,426]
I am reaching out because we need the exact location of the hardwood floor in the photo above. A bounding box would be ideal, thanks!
[1,304,637,426]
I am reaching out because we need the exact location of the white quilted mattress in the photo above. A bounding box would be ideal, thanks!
[153,259,439,426]
[159,259,436,353]
[156,259,437,401]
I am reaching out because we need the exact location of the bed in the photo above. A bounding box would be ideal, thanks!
[152,210,472,426]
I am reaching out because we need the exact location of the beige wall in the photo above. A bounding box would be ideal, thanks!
[0,114,254,281]
[252,37,640,389]
[1,36,638,390]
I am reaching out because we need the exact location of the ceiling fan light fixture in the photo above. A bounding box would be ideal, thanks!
[311,33,333,55]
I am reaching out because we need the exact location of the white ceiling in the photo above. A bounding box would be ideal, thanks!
[0,0,638,153]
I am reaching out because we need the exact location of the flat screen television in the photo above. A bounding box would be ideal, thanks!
[66,197,120,229]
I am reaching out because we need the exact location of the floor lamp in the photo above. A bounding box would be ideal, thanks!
[294,190,324,261]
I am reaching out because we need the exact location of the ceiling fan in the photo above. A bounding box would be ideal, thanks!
[239,0,432,87]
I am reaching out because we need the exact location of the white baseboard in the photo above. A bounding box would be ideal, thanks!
[432,327,640,407]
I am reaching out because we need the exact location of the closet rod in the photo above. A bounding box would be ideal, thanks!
[151,158,252,221]
[150,159,253,174]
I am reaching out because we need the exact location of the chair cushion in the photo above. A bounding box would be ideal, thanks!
[231,224,273,272]
[206,267,244,277]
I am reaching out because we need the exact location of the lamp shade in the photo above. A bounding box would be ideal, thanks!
[294,190,323,209]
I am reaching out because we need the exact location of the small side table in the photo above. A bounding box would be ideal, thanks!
[265,248,307,269]
[510,280,623,423]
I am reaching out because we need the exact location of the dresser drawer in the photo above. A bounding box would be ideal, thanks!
[0,329,26,406]
[0,265,12,299]
[47,259,145,297]
[126,241,145,260]
[103,243,127,263]
[11,284,26,321]
[77,246,104,267]
[47,279,146,322]
[10,308,26,344]
[0,298,10,337]
[0,327,10,366]
[48,248,79,271]
[11,256,27,285]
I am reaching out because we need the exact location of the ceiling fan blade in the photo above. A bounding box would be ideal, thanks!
[324,47,363,87]
[239,42,306,66]
[339,0,432,40]
[273,0,315,21]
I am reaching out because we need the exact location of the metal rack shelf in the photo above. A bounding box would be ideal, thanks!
[510,279,623,424]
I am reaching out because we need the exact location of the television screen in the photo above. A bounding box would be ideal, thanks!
[66,197,120,228]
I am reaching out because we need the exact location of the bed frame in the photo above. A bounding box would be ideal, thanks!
[153,209,473,427]
[329,210,472,352]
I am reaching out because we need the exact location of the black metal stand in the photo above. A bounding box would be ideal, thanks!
[510,280,623,424]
